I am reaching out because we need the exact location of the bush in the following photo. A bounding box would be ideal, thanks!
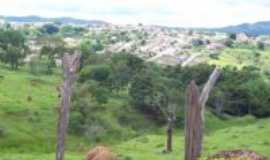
[224,39,234,47]
[191,39,204,46]
[257,41,265,50]
[41,24,59,34]
[0,127,6,137]
[79,65,111,83]
[209,66,270,117]
[229,33,237,40]
[28,57,48,75]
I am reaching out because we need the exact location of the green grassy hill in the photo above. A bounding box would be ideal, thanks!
[0,65,270,160]
[115,117,270,160]
[208,46,270,71]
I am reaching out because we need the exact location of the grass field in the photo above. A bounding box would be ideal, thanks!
[208,47,270,71]
[0,63,270,160]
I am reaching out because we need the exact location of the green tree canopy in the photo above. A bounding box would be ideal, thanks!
[0,28,28,69]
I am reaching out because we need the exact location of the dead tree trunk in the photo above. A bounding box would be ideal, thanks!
[166,117,174,152]
[199,67,221,121]
[185,67,221,160]
[56,53,81,160]
[185,81,202,160]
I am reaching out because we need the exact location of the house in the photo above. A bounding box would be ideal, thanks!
[236,32,249,43]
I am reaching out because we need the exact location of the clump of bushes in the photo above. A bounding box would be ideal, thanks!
[0,127,6,137]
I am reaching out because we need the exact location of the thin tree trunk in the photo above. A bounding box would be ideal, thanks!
[56,53,80,160]
[199,67,221,121]
[166,118,173,152]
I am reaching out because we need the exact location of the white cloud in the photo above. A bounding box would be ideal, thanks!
[0,0,269,27]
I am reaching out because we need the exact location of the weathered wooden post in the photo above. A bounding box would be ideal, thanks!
[56,53,81,160]
[166,116,174,152]
[185,67,221,160]
[185,81,202,160]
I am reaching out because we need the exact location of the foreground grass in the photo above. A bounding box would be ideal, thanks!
[0,66,61,153]
[2,117,269,160]
[114,117,270,160]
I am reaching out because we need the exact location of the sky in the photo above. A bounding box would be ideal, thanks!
[0,0,270,27]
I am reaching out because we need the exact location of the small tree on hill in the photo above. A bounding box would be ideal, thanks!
[0,29,28,70]
[41,24,59,35]
[257,41,265,50]
[229,33,237,40]
[39,36,66,74]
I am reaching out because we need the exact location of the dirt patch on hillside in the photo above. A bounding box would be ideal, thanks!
[208,150,267,160]
[86,146,117,160]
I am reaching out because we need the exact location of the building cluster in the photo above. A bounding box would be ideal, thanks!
[1,20,270,66]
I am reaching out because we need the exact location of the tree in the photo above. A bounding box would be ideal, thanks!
[129,65,165,119]
[208,66,267,117]
[109,53,144,91]
[229,33,237,40]
[41,24,59,34]
[224,39,234,47]
[79,65,111,104]
[191,39,204,46]
[0,29,28,70]
[60,25,86,37]
[162,88,181,153]
[257,41,265,50]
[79,37,104,68]
[39,36,66,74]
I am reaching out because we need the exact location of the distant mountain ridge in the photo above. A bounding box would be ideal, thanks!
[0,15,110,27]
[210,21,270,36]
[1,15,270,35]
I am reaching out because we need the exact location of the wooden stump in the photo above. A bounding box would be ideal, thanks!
[184,67,221,160]
[185,81,203,160]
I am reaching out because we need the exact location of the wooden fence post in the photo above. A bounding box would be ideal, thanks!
[56,53,81,160]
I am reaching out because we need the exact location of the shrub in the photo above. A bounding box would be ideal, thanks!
[0,127,6,137]
[257,41,265,50]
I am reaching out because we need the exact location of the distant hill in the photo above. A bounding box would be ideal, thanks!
[210,21,270,36]
[0,15,110,27]
[1,15,270,35]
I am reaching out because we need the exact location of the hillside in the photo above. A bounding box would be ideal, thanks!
[0,15,109,27]
[210,21,270,36]
[0,66,269,159]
